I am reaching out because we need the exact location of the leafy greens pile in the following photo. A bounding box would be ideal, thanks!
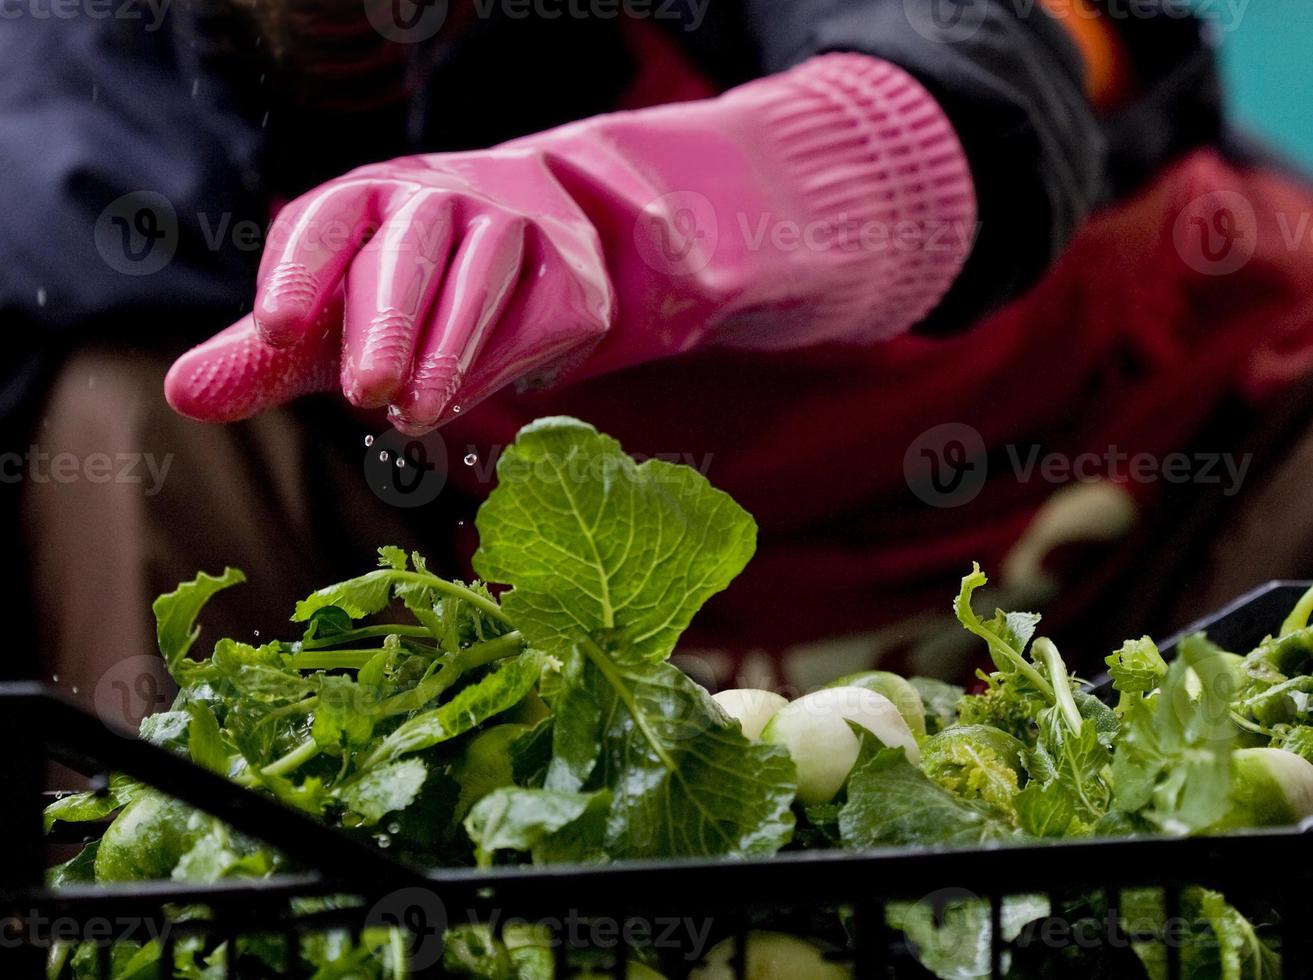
[44,417,1313,979]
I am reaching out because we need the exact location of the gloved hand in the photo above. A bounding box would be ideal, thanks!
[167,53,976,434]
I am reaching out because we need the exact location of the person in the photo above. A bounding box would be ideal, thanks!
[9,0,1313,718]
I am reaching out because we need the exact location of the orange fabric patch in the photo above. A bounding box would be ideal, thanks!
[1038,0,1136,111]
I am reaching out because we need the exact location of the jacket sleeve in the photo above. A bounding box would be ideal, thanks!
[737,0,1109,333]
[0,14,268,346]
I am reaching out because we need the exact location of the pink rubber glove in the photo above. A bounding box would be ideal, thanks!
[167,53,976,433]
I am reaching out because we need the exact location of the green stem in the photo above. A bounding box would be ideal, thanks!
[235,736,323,787]
[1034,637,1083,737]
[302,625,434,649]
[395,571,511,626]
[579,636,676,772]
[374,631,524,719]
[262,738,321,778]
[1230,711,1271,737]
[286,649,386,671]
[265,696,319,720]
[972,631,1055,701]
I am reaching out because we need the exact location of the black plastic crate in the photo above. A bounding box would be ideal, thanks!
[4,583,1313,979]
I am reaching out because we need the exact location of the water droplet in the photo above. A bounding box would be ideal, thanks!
[457,520,465,526]
[451,404,462,414]
[253,630,260,638]
[191,79,200,99]
[387,821,401,834]
[364,434,375,447]
[463,453,478,466]
[395,457,406,469]
[379,450,390,462]
[71,686,80,694]
[36,288,47,307]
[376,834,392,849]
[51,674,60,683]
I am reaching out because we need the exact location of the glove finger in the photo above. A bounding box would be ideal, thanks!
[339,189,458,410]
[254,178,380,348]
[386,213,526,434]
[165,302,342,422]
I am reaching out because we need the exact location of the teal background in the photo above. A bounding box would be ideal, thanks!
[1218,1,1313,171]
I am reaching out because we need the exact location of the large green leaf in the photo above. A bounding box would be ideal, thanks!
[546,646,796,859]
[472,417,756,663]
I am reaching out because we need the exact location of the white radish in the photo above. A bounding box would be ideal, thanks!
[712,689,789,741]
[761,687,920,805]
[1209,747,1313,831]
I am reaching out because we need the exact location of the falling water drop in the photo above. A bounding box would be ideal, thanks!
[379,450,390,463]
[451,404,462,414]
[71,686,80,694]
[36,288,47,307]
[396,457,406,468]
[463,453,478,466]
[253,630,261,638]
[364,434,375,447]
[52,674,60,683]
[387,821,401,834]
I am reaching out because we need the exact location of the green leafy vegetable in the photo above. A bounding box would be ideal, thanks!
[47,417,1313,980]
